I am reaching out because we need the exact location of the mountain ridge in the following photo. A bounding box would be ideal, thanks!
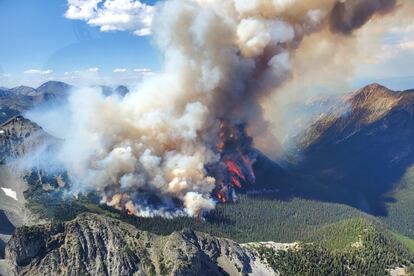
[292,83,414,215]
[0,81,131,125]
[5,212,275,276]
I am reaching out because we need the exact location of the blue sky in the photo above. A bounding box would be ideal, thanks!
[0,0,160,87]
[0,0,413,91]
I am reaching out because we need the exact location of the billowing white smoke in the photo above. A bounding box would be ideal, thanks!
[55,0,396,217]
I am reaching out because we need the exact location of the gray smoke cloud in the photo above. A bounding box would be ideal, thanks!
[330,0,397,34]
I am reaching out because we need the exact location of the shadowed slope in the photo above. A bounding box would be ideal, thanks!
[293,84,414,215]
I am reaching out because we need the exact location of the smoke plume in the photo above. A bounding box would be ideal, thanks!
[330,0,397,34]
[48,0,398,217]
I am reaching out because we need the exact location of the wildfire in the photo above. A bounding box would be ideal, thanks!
[209,120,257,203]
[226,159,244,180]
[106,120,257,214]
[216,190,227,203]
[223,155,256,190]
[106,193,137,216]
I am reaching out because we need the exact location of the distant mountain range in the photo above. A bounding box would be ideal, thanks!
[0,81,130,125]
[0,81,73,125]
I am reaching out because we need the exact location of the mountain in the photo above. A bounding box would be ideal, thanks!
[0,88,35,120]
[0,81,73,125]
[5,213,274,276]
[5,213,414,276]
[382,164,414,240]
[0,116,56,164]
[0,81,131,125]
[101,85,130,97]
[252,217,414,275]
[8,86,38,97]
[35,81,73,103]
[0,115,58,263]
[36,81,72,95]
[6,82,73,99]
[115,85,130,97]
[0,88,9,97]
[291,83,414,215]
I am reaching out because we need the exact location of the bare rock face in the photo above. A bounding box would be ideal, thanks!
[5,213,274,276]
[0,116,56,164]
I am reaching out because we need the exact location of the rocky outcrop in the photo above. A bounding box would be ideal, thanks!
[5,213,275,276]
[0,116,60,262]
[0,116,57,163]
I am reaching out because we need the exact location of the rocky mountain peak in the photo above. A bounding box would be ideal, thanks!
[36,81,72,94]
[351,83,397,107]
[0,116,55,163]
[5,213,274,276]
[341,83,401,125]
[9,86,38,97]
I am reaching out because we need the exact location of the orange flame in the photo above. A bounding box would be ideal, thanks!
[211,120,256,203]
[225,160,245,180]
[225,159,246,188]
[216,190,227,203]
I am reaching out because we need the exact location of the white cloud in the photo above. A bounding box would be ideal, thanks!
[65,0,154,36]
[65,0,101,20]
[65,68,100,76]
[24,69,53,75]
[61,68,104,86]
[87,67,100,72]
[114,68,128,73]
[133,68,151,73]
[134,68,154,76]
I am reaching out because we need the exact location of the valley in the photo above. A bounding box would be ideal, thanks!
[2,82,414,275]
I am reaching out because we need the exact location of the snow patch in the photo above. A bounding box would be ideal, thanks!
[1,187,17,201]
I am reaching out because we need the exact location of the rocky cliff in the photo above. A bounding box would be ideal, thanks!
[0,116,57,164]
[5,213,275,276]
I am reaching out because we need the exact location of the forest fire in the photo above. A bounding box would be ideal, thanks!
[49,0,403,218]
[209,121,257,204]
[225,159,244,188]
[216,190,228,203]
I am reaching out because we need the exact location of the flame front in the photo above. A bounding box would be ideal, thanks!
[208,121,257,204]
